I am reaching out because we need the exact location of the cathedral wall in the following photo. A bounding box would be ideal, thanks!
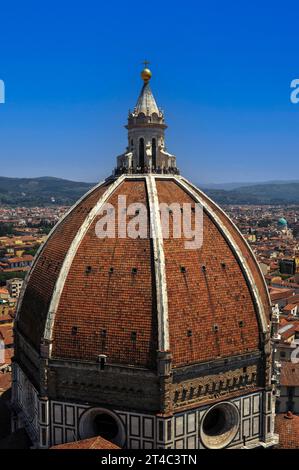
[12,362,276,448]
[47,360,161,412]
[12,363,39,444]
[47,390,271,448]
[169,354,266,414]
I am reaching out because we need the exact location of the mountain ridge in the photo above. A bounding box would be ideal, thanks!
[199,180,299,191]
[0,176,299,206]
[0,176,95,206]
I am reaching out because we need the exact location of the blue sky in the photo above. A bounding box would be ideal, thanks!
[0,0,298,184]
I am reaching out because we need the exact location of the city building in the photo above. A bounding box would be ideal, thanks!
[279,258,296,276]
[278,218,288,230]
[277,363,299,414]
[0,323,13,368]
[277,322,299,361]
[2,255,33,271]
[6,279,24,299]
[0,288,9,302]
[12,68,279,449]
[269,287,296,309]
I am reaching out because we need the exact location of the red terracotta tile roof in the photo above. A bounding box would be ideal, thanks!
[280,318,289,326]
[280,362,299,386]
[279,322,299,341]
[0,372,11,393]
[156,180,262,366]
[17,181,112,349]
[275,412,299,449]
[51,436,120,449]
[187,180,271,322]
[0,315,14,324]
[283,304,298,312]
[2,349,13,365]
[7,255,33,263]
[16,176,270,370]
[52,180,157,367]
[287,294,299,304]
[0,325,13,345]
[270,288,295,302]
[1,267,30,273]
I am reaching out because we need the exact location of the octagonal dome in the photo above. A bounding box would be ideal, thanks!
[16,174,271,370]
[12,68,279,451]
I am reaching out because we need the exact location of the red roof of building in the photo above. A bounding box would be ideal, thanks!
[1,267,30,273]
[0,325,13,345]
[7,255,33,263]
[0,314,14,325]
[283,303,299,312]
[279,321,299,342]
[51,436,120,449]
[275,413,299,449]
[3,349,13,365]
[287,294,299,304]
[270,288,295,302]
[280,362,299,386]
[0,372,11,393]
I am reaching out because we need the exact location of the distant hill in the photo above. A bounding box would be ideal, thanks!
[0,176,95,206]
[204,182,299,205]
[0,176,299,206]
[199,180,299,191]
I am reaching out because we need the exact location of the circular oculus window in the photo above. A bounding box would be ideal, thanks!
[79,407,126,447]
[200,401,240,449]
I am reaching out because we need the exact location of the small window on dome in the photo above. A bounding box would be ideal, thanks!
[85,266,92,274]
[131,331,137,342]
[180,266,186,273]
[132,267,138,274]
[71,326,78,336]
